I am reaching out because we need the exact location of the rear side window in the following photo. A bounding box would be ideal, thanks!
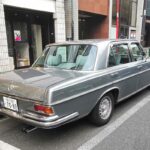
[108,44,130,67]
[130,43,143,61]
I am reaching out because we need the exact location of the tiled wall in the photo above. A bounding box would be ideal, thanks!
[54,0,66,42]
[0,1,14,73]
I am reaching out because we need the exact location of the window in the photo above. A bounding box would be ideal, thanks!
[108,44,130,67]
[33,44,97,71]
[130,43,143,61]
[112,0,130,26]
[147,0,150,16]
[56,47,67,62]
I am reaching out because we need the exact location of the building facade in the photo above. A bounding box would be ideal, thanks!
[0,0,146,73]
[109,0,142,40]
[65,0,109,40]
[0,0,66,72]
[78,0,109,39]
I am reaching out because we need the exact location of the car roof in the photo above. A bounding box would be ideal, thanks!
[46,39,138,47]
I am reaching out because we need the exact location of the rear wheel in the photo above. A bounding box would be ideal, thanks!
[89,93,114,126]
[0,115,4,118]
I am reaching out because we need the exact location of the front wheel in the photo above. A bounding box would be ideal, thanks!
[89,93,114,126]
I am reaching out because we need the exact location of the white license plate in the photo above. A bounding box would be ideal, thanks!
[3,97,18,111]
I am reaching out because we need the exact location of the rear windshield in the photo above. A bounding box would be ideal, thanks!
[32,44,97,71]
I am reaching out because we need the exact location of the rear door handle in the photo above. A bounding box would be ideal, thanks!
[137,65,143,69]
[110,72,119,78]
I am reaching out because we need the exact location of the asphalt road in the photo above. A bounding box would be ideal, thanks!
[0,88,150,150]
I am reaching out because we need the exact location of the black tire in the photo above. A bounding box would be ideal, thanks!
[0,115,4,118]
[89,93,114,126]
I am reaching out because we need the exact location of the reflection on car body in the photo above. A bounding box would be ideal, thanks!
[0,39,150,129]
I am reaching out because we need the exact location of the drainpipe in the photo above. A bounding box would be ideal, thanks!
[109,0,113,39]
[116,0,120,39]
[64,0,72,40]
[141,0,147,46]
[64,0,79,41]
[72,0,79,41]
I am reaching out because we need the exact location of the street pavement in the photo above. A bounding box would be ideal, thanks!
[0,88,150,150]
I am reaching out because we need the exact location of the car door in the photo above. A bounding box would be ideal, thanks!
[107,42,139,101]
[129,42,150,89]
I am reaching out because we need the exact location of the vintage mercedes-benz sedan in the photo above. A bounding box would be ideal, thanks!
[0,40,150,129]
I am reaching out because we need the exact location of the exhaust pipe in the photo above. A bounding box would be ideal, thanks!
[22,125,38,133]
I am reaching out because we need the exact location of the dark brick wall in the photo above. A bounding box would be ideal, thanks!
[79,0,109,16]
[79,0,109,39]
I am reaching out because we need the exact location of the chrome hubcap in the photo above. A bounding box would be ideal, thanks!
[99,96,112,120]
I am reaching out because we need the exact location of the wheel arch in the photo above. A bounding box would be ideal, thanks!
[89,87,120,116]
[98,87,119,104]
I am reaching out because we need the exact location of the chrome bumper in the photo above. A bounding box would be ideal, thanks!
[0,108,79,129]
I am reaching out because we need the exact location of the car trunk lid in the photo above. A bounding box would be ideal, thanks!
[0,68,85,102]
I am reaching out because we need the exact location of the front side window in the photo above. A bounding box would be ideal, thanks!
[108,44,130,67]
[130,43,143,61]
[33,44,97,71]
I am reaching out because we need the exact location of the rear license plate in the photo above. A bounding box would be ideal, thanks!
[3,97,18,111]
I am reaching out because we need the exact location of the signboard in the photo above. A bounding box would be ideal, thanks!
[14,30,21,41]
[130,30,136,39]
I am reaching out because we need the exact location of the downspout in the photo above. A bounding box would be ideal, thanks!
[116,0,120,39]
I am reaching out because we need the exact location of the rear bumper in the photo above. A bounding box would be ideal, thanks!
[0,108,79,129]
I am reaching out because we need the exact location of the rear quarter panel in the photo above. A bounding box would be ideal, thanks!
[49,71,118,118]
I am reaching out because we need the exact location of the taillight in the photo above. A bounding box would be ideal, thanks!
[34,104,54,115]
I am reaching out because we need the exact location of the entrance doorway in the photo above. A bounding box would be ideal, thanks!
[4,6,55,69]
[79,11,108,39]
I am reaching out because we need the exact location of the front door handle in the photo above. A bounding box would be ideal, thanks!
[110,72,119,78]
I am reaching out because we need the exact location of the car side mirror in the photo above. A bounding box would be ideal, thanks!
[142,51,149,62]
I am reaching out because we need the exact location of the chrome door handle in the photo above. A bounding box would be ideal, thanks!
[111,72,119,78]
[137,65,143,69]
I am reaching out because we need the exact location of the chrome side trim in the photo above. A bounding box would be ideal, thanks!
[118,84,150,103]
[53,63,150,91]
[0,108,79,129]
[113,68,150,84]
[51,82,114,106]
[51,68,150,105]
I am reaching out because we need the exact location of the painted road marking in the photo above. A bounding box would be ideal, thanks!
[0,118,20,150]
[78,96,150,150]
[0,141,20,150]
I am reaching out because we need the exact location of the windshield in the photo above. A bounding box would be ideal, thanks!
[32,44,97,71]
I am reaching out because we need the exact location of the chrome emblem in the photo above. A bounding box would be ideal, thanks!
[8,84,17,91]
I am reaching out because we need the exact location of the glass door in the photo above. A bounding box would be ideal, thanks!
[31,24,43,61]
[13,22,30,68]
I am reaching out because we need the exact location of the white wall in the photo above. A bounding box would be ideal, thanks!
[110,27,116,39]
[2,0,55,13]
[72,0,78,40]
[54,0,66,42]
[0,1,14,72]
